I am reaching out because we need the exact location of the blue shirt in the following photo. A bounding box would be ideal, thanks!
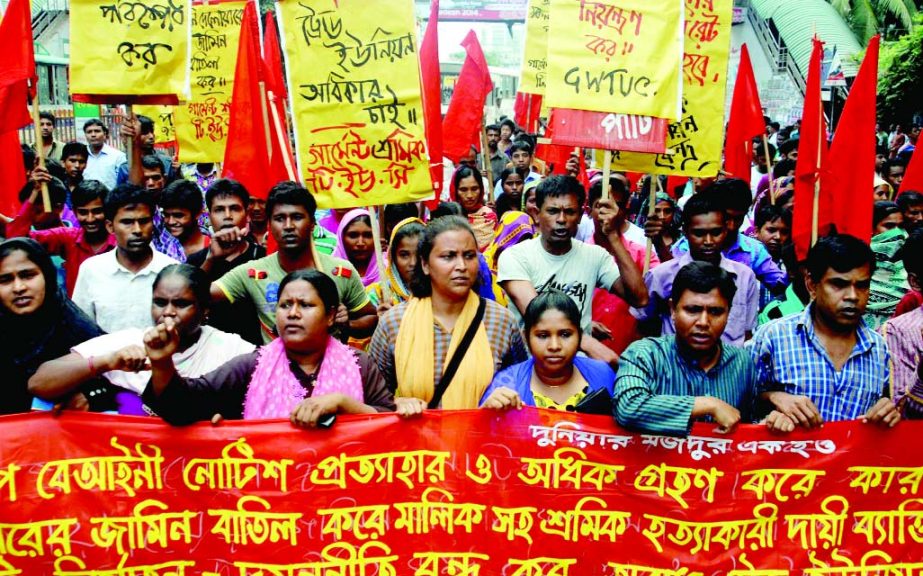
[673,233,788,293]
[750,303,890,422]
[614,336,757,436]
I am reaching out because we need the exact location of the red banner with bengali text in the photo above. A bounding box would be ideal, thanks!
[548,108,668,154]
[1,410,922,575]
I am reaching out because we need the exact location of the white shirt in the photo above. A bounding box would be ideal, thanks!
[72,248,178,333]
[84,144,127,190]
[576,217,647,246]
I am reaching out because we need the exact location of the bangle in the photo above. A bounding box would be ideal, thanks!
[87,356,96,375]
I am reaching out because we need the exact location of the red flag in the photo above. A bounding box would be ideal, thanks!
[824,36,879,244]
[900,145,923,194]
[223,2,279,200]
[442,30,493,164]
[792,38,830,260]
[261,11,296,183]
[420,0,443,208]
[514,92,543,133]
[262,12,287,101]
[0,130,27,217]
[0,80,32,133]
[0,0,35,92]
[724,44,765,184]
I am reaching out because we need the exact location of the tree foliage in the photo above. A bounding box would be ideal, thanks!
[827,0,918,42]
[877,14,923,126]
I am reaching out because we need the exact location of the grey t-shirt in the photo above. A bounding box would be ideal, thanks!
[497,237,621,332]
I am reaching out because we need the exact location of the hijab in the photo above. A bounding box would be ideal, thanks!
[332,208,381,287]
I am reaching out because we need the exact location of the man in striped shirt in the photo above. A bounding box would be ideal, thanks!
[751,234,900,430]
[614,262,759,436]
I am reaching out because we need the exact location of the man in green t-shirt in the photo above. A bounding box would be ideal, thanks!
[211,182,377,344]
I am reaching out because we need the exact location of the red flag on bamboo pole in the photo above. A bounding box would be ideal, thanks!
[262,13,287,101]
[514,92,543,134]
[823,35,879,244]
[0,0,35,92]
[223,2,278,200]
[724,44,765,185]
[442,30,493,164]
[0,0,35,216]
[900,146,923,195]
[262,11,297,183]
[792,38,830,260]
[420,0,443,208]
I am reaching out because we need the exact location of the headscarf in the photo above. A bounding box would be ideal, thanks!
[449,166,496,251]
[521,179,542,212]
[0,238,104,414]
[483,211,534,273]
[865,227,910,331]
[332,208,381,287]
[381,217,424,305]
[636,191,681,229]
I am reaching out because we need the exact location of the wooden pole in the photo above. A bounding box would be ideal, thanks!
[643,175,660,275]
[258,81,273,162]
[762,135,776,204]
[125,104,135,172]
[600,150,612,200]
[366,206,392,305]
[29,82,51,212]
[480,123,494,202]
[269,96,297,181]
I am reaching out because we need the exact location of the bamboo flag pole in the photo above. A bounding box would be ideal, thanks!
[762,135,776,204]
[29,81,51,212]
[600,150,612,200]
[366,206,392,305]
[480,123,494,202]
[269,98,296,181]
[258,81,273,162]
[643,175,660,275]
[125,104,135,172]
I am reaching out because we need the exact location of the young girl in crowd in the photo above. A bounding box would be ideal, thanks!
[333,209,381,288]
[369,216,526,416]
[494,167,527,220]
[142,269,394,425]
[521,179,541,224]
[450,165,497,251]
[368,217,425,309]
[29,264,255,415]
[0,238,108,414]
[481,290,615,411]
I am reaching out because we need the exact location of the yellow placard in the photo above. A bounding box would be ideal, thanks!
[277,0,433,209]
[519,0,550,95]
[174,2,245,162]
[135,105,177,145]
[70,0,191,98]
[609,0,732,177]
[546,0,684,119]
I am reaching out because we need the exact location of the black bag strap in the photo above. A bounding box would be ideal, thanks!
[428,297,487,409]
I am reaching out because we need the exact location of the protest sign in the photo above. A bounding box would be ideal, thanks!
[546,0,684,120]
[277,0,433,209]
[135,104,177,145]
[2,411,922,574]
[70,0,192,101]
[610,0,733,177]
[519,0,549,95]
[173,1,245,162]
[548,108,668,153]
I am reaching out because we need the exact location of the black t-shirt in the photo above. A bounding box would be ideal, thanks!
[189,242,267,345]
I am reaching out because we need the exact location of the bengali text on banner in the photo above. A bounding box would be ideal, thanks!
[174,1,245,163]
[70,0,192,100]
[134,105,177,146]
[610,0,733,177]
[277,0,433,209]
[1,410,923,574]
[546,0,684,120]
[519,0,550,95]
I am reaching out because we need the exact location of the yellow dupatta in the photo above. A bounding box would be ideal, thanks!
[394,291,494,409]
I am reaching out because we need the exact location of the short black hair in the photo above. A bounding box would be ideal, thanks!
[266,181,316,220]
[885,158,907,174]
[772,158,797,179]
[682,193,726,227]
[755,203,792,229]
[486,123,500,133]
[500,119,516,131]
[805,234,876,282]
[523,290,581,336]
[410,216,478,298]
[83,119,108,135]
[61,141,89,161]
[769,121,780,131]
[137,115,155,135]
[755,141,776,161]
[205,179,250,210]
[141,155,164,173]
[44,159,66,183]
[71,180,109,208]
[535,175,585,210]
[901,228,923,279]
[779,139,799,157]
[430,202,463,219]
[19,177,67,207]
[21,144,35,173]
[154,264,211,310]
[104,183,155,221]
[499,166,528,186]
[278,269,341,316]
[704,179,752,213]
[383,202,419,231]
[897,191,923,211]
[671,261,738,307]
[39,111,56,126]
[873,201,901,227]
[510,140,533,156]
[161,180,204,214]
[588,176,628,207]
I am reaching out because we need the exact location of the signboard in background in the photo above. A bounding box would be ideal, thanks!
[415,0,528,21]
[134,105,177,146]
[610,0,733,177]
[71,102,101,144]
[546,0,685,120]
[278,0,433,208]
[548,108,668,153]
[518,0,549,95]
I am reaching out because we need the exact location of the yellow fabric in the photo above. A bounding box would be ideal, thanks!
[394,293,494,409]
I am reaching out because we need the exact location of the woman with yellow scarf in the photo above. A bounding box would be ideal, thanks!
[368,216,527,416]
[367,217,426,310]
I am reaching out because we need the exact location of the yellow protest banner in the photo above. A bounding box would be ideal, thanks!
[520,0,550,95]
[277,0,433,209]
[135,105,177,145]
[174,1,245,162]
[546,0,684,120]
[69,0,191,98]
[608,0,733,177]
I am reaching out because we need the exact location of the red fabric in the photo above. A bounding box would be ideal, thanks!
[262,13,287,101]
[534,142,572,175]
[222,2,277,200]
[724,44,765,185]
[262,12,297,183]
[0,0,35,93]
[892,290,923,318]
[666,176,688,199]
[441,30,493,164]
[824,36,878,244]
[900,143,923,195]
[0,80,31,133]
[420,0,443,210]
[514,92,543,133]
[0,129,26,217]
[792,39,830,260]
